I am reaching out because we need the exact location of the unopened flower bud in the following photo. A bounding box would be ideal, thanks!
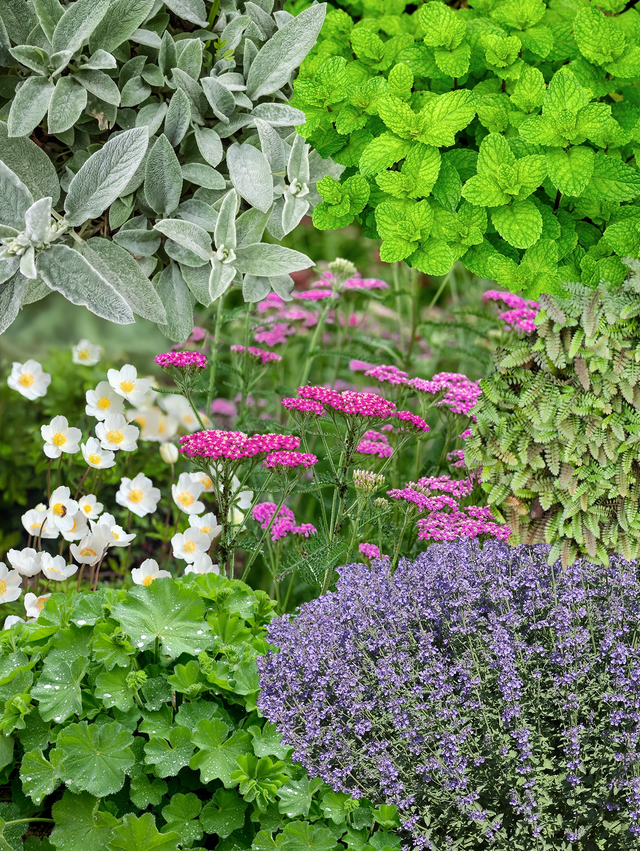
[328,257,357,279]
[373,497,389,511]
[160,443,179,464]
[353,469,385,496]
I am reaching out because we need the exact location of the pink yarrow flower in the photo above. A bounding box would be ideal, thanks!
[357,439,393,458]
[364,364,409,385]
[263,451,318,470]
[359,542,389,559]
[230,345,282,364]
[343,277,389,291]
[253,502,317,541]
[408,372,482,421]
[416,509,510,542]
[297,386,396,419]
[254,323,295,346]
[210,398,238,418]
[394,410,430,432]
[282,397,326,416]
[155,351,208,369]
[179,430,300,460]
[349,360,377,372]
[293,288,336,302]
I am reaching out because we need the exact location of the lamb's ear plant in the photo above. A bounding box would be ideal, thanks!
[291,0,640,297]
[0,0,342,340]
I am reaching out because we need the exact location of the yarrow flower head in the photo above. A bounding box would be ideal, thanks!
[296,386,397,419]
[393,411,430,433]
[364,364,409,385]
[353,469,386,496]
[257,540,640,847]
[409,373,482,421]
[230,345,282,364]
[281,397,326,417]
[155,351,208,370]
[482,290,540,334]
[179,430,300,461]
[252,502,317,542]
[358,542,389,560]
[263,451,318,470]
[357,429,393,458]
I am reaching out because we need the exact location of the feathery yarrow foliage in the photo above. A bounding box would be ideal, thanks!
[291,0,640,299]
[258,538,640,850]
[0,0,342,340]
[464,261,640,571]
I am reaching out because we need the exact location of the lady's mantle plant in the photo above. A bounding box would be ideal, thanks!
[258,538,640,850]
[0,0,343,340]
[292,0,640,297]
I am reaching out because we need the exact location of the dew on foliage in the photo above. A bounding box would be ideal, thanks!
[103,693,112,698]
[77,620,86,626]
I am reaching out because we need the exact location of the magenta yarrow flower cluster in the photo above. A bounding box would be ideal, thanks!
[254,322,296,346]
[365,364,409,385]
[281,397,326,417]
[293,288,336,302]
[482,289,541,334]
[210,398,238,419]
[409,372,482,421]
[312,272,390,292]
[253,502,317,542]
[349,359,377,373]
[416,508,511,542]
[179,430,300,461]
[296,386,397,419]
[155,351,208,370]
[263,451,318,470]
[357,429,393,458]
[393,410,430,433]
[230,345,282,364]
[359,542,389,559]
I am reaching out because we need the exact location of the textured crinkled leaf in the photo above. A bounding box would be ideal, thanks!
[0,122,59,204]
[154,219,211,261]
[163,0,207,27]
[246,4,327,100]
[544,68,590,118]
[145,135,183,216]
[51,0,111,55]
[573,6,625,66]
[510,65,546,113]
[53,720,134,797]
[546,146,594,196]
[189,720,252,787]
[89,0,155,53]
[377,96,421,139]
[410,239,454,275]
[36,245,135,324]
[83,238,166,323]
[8,77,54,138]
[420,1,466,49]
[419,90,477,147]
[234,243,313,276]
[581,153,640,202]
[461,173,509,207]
[402,145,441,198]
[490,199,542,248]
[47,76,87,135]
[144,727,195,778]
[434,43,471,78]
[432,158,462,211]
[200,788,248,839]
[50,791,119,851]
[359,133,413,176]
[227,143,274,213]
[64,128,148,226]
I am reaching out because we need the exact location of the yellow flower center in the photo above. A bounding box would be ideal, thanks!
[120,379,135,393]
[112,531,120,540]
[52,502,65,516]
[52,432,67,446]
[201,526,211,534]
[184,541,197,553]
[107,429,124,444]
[97,396,111,410]
[83,504,92,514]
[49,567,63,575]
[0,580,6,595]
[78,349,90,360]
[88,453,102,465]
[201,477,212,489]
[80,547,96,558]
[158,420,166,434]
[36,597,46,611]
[184,415,193,424]
[135,416,146,427]
[19,373,34,387]
[129,489,144,503]
[178,491,194,506]
[30,522,42,532]
[68,519,77,532]
[143,575,155,586]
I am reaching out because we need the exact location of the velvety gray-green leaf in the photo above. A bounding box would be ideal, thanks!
[194,126,223,167]
[74,69,121,107]
[51,0,111,55]
[214,189,239,251]
[163,0,208,27]
[8,77,54,138]
[89,0,155,54]
[64,127,148,226]
[164,88,192,147]
[0,272,28,334]
[47,76,88,135]
[33,0,63,44]
[0,160,33,230]
[145,134,183,217]
[154,218,212,260]
[252,103,306,127]
[234,243,313,276]
[227,143,273,213]
[154,264,195,343]
[0,122,59,205]
[182,163,226,189]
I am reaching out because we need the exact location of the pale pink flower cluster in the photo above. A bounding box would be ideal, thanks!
[263,451,318,470]
[364,364,409,385]
[482,289,540,334]
[312,272,390,292]
[357,429,393,458]
[179,429,300,460]
[230,345,282,364]
[359,542,382,559]
[416,509,511,542]
[408,372,482,421]
[349,360,377,372]
[254,322,296,347]
[210,398,238,419]
[293,288,336,302]
[257,293,318,327]
[394,410,430,432]
[297,386,397,419]
[253,502,317,542]
[155,351,208,369]
[282,397,326,417]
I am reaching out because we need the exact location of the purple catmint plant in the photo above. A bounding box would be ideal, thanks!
[257,539,640,850]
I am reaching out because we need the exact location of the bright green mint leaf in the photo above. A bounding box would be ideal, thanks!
[377,96,421,139]
[144,727,195,778]
[200,788,248,839]
[53,720,135,797]
[31,656,87,724]
[462,173,510,207]
[161,793,203,847]
[359,133,413,176]
[376,199,433,261]
[510,66,546,114]
[490,198,542,248]
[350,28,385,66]
[573,6,626,66]
[545,67,590,119]
[387,64,413,101]
[376,145,440,199]
[546,146,594,197]
[512,155,547,200]
[420,2,466,50]
[489,238,566,300]
[483,33,522,75]
[434,43,471,78]
[491,0,546,30]
[432,158,462,211]
[603,219,640,257]
[112,578,212,658]
[313,175,370,230]
[606,45,640,80]
[409,238,454,276]
[581,153,640,202]
[107,812,180,851]
[418,90,477,147]
[51,791,120,851]
[189,719,252,787]
[20,748,60,804]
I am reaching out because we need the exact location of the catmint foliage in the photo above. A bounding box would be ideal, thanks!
[291,0,640,300]
[464,260,640,572]
[0,0,343,340]
[258,538,640,849]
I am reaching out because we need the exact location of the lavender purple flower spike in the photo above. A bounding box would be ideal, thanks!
[258,539,640,849]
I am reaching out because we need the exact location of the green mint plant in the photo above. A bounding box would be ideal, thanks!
[0,0,343,340]
[291,0,640,299]
[0,574,403,851]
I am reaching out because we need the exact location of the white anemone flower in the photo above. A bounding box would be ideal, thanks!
[230,474,253,527]
[61,512,89,542]
[24,592,51,619]
[21,506,58,539]
[107,364,152,405]
[172,472,205,515]
[41,553,78,581]
[126,407,168,443]
[7,548,42,577]
[160,393,210,432]
[72,339,101,366]
[90,513,135,547]
[81,437,116,469]
[41,415,82,459]
[70,533,107,565]
[184,553,219,575]
[47,486,79,533]
[7,360,51,400]
[190,471,215,493]
[96,414,139,452]
[116,473,161,518]
[0,563,22,603]
[78,494,103,520]
[160,443,179,464]
[189,512,222,543]
[4,615,25,630]
[131,559,171,587]
[85,381,125,420]
[171,528,210,563]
